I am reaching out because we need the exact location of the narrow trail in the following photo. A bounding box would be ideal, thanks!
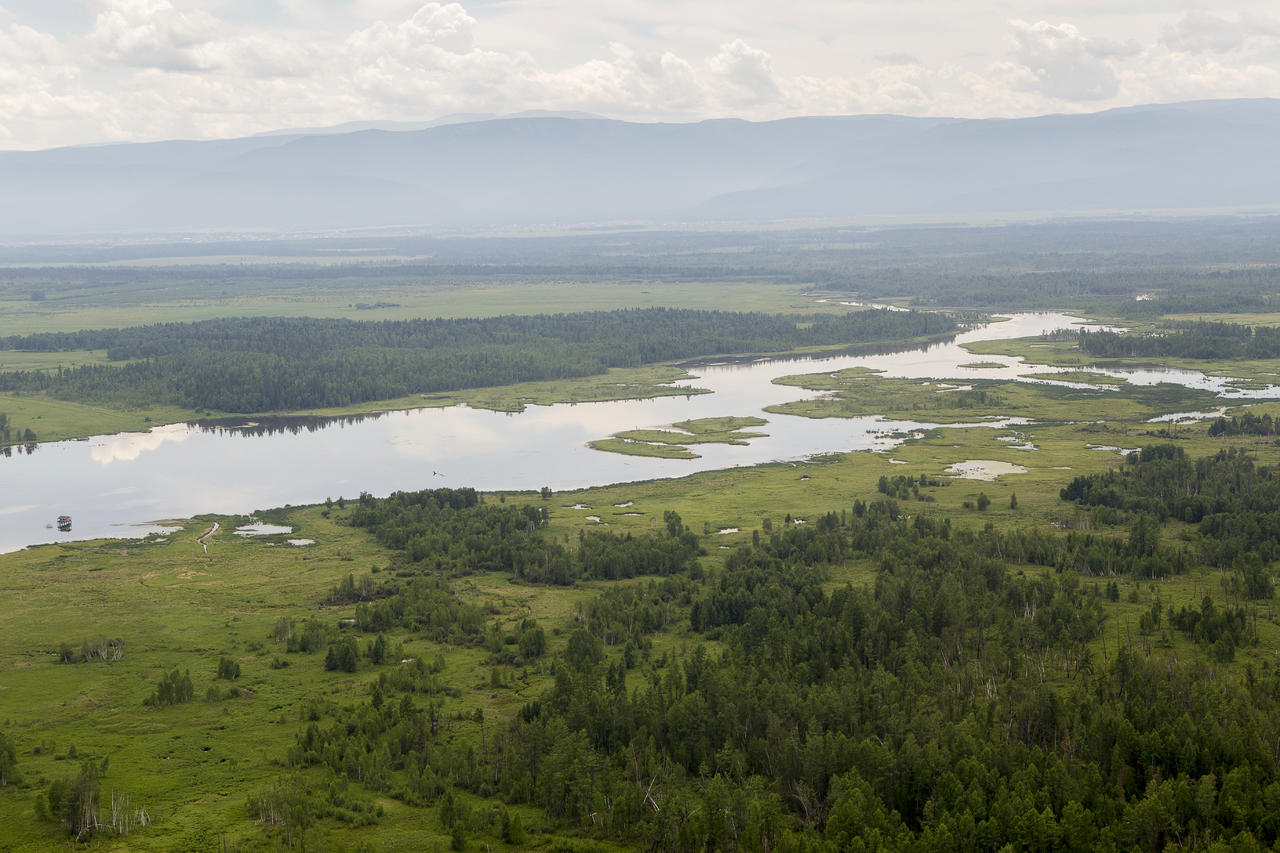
[196,521,220,554]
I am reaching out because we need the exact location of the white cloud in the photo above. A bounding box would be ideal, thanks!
[87,0,222,71]
[1161,12,1280,58]
[1006,20,1129,101]
[0,2,1278,150]
[0,19,61,62]
[347,2,476,60]
[709,39,782,106]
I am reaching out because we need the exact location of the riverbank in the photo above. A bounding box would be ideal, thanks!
[0,363,710,449]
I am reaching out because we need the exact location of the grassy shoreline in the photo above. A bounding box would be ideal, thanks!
[0,364,711,447]
[589,416,769,459]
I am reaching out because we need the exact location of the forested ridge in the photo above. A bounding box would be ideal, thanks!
[232,456,1280,852]
[0,308,954,413]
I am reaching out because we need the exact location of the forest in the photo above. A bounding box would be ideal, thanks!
[1078,323,1280,360]
[229,469,1280,852]
[0,308,954,413]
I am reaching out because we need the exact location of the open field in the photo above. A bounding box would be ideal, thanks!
[0,395,200,446]
[0,349,115,372]
[0,276,827,336]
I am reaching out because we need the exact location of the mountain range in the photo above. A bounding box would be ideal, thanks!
[2,100,1277,235]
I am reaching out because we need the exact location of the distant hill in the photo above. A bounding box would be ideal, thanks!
[2,100,1277,235]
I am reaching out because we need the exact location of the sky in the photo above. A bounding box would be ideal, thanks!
[0,0,1278,150]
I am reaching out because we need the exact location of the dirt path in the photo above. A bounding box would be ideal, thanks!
[196,521,220,554]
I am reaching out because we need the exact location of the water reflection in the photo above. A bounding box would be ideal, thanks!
[91,423,190,464]
[194,412,390,438]
[0,442,38,458]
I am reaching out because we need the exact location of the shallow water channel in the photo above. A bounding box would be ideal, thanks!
[2,311,1275,552]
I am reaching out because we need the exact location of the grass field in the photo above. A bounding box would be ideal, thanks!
[0,277,829,336]
[0,349,115,372]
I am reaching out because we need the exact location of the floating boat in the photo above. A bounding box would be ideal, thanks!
[56,515,72,532]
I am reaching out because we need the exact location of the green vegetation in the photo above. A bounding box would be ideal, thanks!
[592,416,769,459]
[965,332,1280,388]
[672,415,769,435]
[0,365,705,447]
[767,369,1216,423]
[6,421,1280,848]
[0,308,951,439]
[143,669,194,708]
[0,349,113,372]
[1079,321,1280,360]
[6,216,1280,320]
[8,220,1280,848]
[1209,412,1280,437]
[0,411,36,446]
[0,271,833,338]
[1022,370,1129,385]
[588,438,699,459]
[958,361,1004,368]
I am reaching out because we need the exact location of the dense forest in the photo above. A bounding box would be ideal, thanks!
[1078,323,1280,360]
[1060,445,1280,595]
[0,308,954,413]
[221,461,1280,851]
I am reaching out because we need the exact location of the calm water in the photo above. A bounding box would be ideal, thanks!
[3,311,1276,552]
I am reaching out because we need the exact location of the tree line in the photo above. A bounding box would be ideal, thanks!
[0,308,956,413]
[1078,322,1280,360]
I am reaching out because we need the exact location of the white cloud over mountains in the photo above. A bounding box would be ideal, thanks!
[0,1,1277,149]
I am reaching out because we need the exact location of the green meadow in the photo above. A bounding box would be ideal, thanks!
[0,276,826,337]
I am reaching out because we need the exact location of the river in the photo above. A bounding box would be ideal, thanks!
[2,311,1275,552]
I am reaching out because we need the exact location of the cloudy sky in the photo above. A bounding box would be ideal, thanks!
[1,0,1278,149]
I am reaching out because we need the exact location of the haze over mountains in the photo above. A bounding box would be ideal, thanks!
[2,100,1277,236]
